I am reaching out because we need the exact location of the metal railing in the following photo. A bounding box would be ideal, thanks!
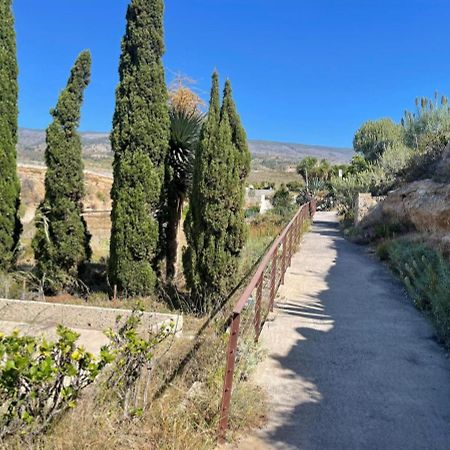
[218,199,316,441]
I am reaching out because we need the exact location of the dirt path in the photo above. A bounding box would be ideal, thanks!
[237,211,450,450]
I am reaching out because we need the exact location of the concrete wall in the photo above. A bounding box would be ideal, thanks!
[0,298,182,335]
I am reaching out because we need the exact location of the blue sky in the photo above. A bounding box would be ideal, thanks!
[13,0,450,148]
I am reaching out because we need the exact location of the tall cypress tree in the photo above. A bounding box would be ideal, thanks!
[221,80,251,181]
[0,0,21,270]
[33,51,92,292]
[221,80,250,257]
[183,72,240,312]
[109,0,170,295]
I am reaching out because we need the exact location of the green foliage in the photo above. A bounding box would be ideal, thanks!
[402,93,450,151]
[160,108,203,279]
[297,157,333,186]
[32,51,92,293]
[103,309,172,417]
[272,185,295,216]
[353,118,404,161]
[251,181,275,189]
[0,0,22,270]
[331,163,350,178]
[330,165,387,219]
[401,132,449,183]
[0,309,170,440]
[220,78,250,262]
[244,206,260,219]
[377,142,413,177]
[222,80,251,182]
[331,143,413,220]
[383,240,450,347]
[285,180,304,192]
[184,72,248,312]
[347,154,370,174]
[0,325,107,439]
[297,178,333,211]
[109,0,170,295]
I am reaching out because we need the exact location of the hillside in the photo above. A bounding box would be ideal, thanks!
[18,128,353,172]
[18,165,112,263]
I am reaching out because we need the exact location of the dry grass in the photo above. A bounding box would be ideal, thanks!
[248,168,299,188]
[1,213,286,450]
[5,300,266,450]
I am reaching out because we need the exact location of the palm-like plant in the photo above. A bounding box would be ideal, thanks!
[162,108,203,279]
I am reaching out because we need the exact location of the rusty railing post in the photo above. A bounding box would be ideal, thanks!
[295,213,300,247]
[281,234,287,284]
[254,276,263,340]
[288,227,293,267]
[269,248,277,312]
[218,313,241,443]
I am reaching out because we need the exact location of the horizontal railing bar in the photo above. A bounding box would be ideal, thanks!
[232,203,309,314]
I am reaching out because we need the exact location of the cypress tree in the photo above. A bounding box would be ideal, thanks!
[183,72,240,312]
[109,0,170,295]
[221,80,251,181]
[220,80,251,257]
[0,0,21,270]
[32,51,92,292]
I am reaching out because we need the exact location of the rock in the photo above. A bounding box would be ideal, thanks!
[360,179,450,233]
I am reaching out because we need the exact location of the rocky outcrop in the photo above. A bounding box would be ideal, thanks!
[360,179,450,233]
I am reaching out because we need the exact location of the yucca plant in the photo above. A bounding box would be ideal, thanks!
[162,108,203,279]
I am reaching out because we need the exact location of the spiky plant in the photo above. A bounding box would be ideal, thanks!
[161,108,203,279]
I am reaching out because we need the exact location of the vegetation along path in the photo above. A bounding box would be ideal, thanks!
[238,211,450,450]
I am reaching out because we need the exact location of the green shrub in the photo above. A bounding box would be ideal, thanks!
[378,142,414,177]
[353,118,404,161]
[330,165,387,220]
[0,326,108,439]
[384,240,450,347]
[272,185,295,216]
[244,206,260,218]
[0,309,171,441]
[400,133,449,183]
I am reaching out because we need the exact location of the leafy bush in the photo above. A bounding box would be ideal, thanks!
[272,185,295,216]
[0,326,108,439]
[383,240,450,347]
[244,206,260,219]
[286,180,304,192]
[103,310,172,418]
[0,310,171,441]
[400,132,449,183]
[378,142,414,177]
[353,118,404,161]
[330,165,387,220]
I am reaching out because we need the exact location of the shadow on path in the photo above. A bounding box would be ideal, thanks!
[255,213,450,450]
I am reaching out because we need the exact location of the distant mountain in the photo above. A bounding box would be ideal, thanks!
[18,128,112,165]
[18,128,353,170]
[249,140,353,164]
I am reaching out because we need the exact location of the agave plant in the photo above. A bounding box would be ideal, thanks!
[162,108,203,279]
